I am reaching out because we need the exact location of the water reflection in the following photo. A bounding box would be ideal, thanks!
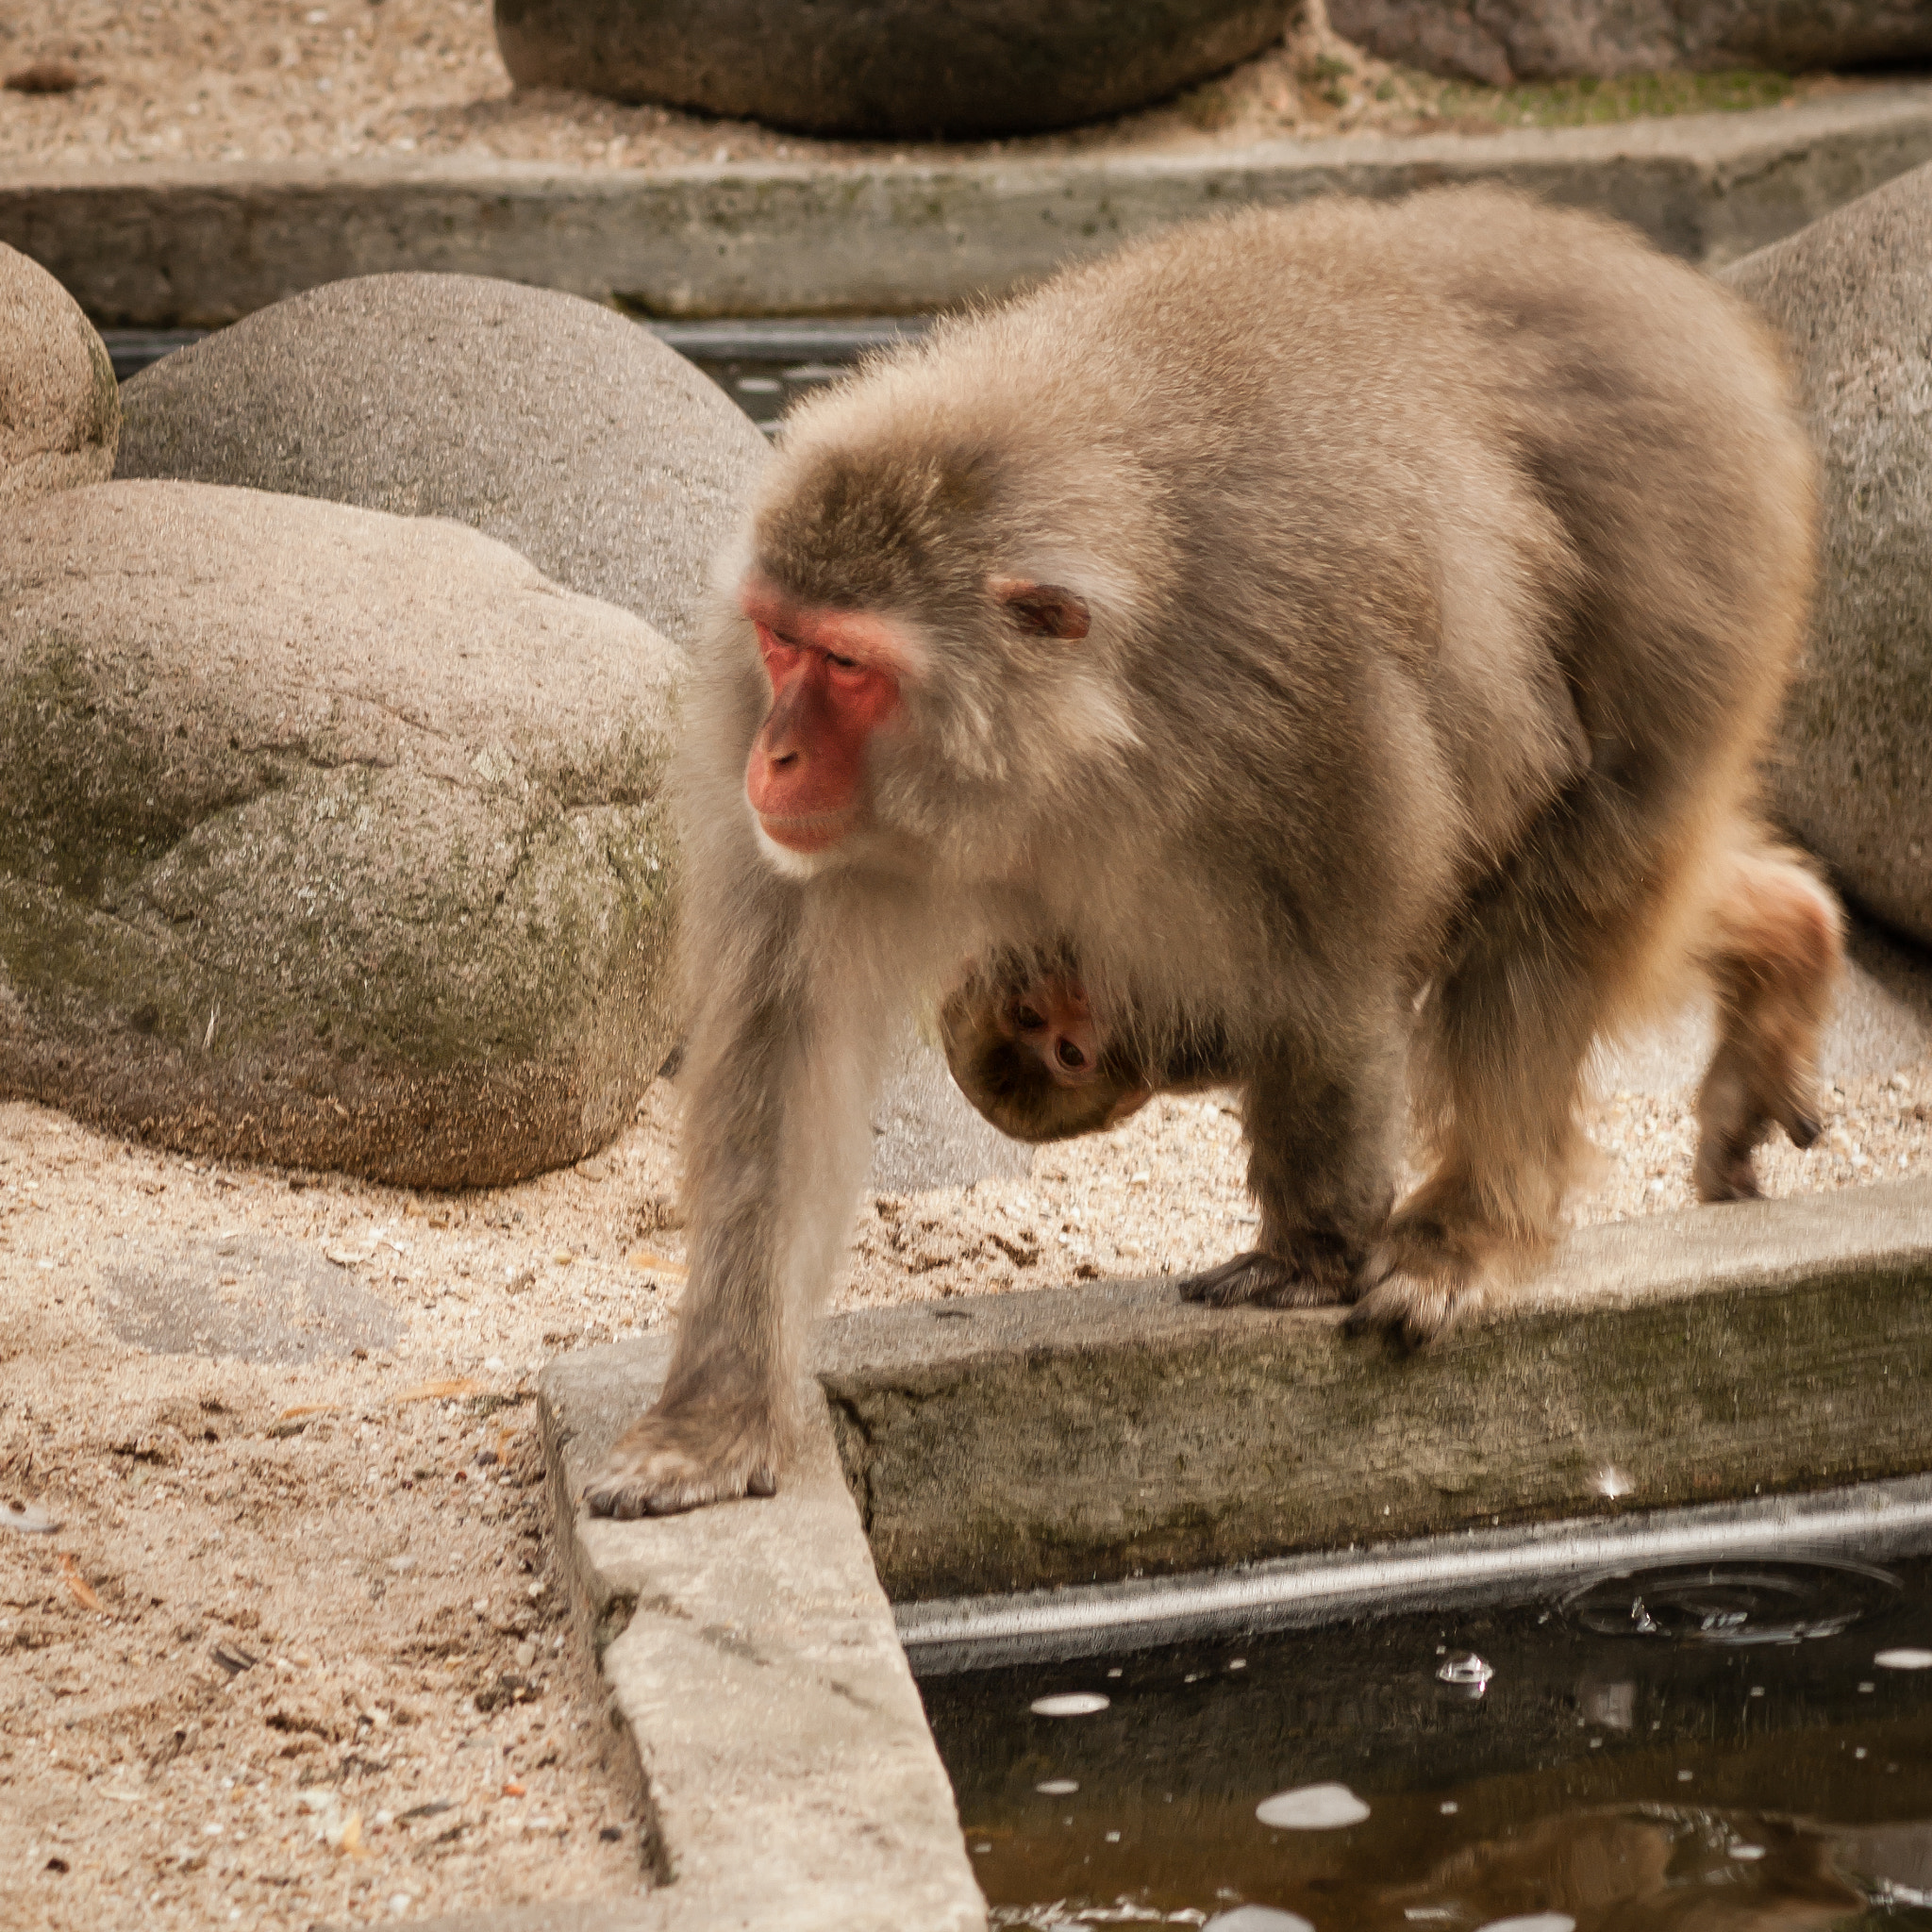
[1382,1811,1864,1932]
[933,1549,1932,1932]
[976,1804,1932,1932]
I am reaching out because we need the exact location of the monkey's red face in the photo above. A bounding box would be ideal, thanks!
[738,573,1090,860]
[741,585,908,855]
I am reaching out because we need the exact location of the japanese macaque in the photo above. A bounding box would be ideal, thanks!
[583,188,1841,1519]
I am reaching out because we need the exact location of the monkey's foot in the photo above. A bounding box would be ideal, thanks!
[581,1401,782,1519]
[1345,1229,1489,1348]
[1691,1129,1765,1204]
[1177,1244,1356,1310]
[1693,1057,1820,1205]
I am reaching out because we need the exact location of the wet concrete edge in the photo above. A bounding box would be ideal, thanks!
[6,86,1932,326]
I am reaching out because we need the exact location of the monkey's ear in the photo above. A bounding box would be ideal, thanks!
[989,576,1091,641]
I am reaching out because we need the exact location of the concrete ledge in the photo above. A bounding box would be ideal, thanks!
[820,1175,1932,1602]
[537,1355,985,1932]
[8,88,1932,326]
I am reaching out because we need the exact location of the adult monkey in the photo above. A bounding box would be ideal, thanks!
[584,189,1839,1519]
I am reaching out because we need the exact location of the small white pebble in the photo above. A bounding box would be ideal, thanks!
[1030,1692,1108,1718]
[1257,1783,1370,1829]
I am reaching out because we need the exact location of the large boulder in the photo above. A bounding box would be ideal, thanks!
[1328,0,1932,86]
[115,275,765,652]
[0,480,681,1188]
[0,242,119,506]
[1723,163,1932,948]
[492,0,1294,139]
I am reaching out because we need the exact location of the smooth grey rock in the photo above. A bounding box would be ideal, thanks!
[1724,163,1932,945]
[0,242,118,506]
[869,1036,1032,1193]
[493,0,1292,139]
[540,1350,987,1932]
[1329,0,1932,86]
[0,479,680,1188]
[97,1232,404,1364]
[115,274,764,651]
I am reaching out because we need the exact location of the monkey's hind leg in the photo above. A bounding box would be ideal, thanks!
[1691,843,1843,1202]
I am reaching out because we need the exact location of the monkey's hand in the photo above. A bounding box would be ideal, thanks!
[581,1400,782,1519]
[1177,1236,1357,1310]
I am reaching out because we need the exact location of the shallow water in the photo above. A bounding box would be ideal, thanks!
[923,1552,1932,1931]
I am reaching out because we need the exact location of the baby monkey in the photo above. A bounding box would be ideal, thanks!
[942,958,1198,1141]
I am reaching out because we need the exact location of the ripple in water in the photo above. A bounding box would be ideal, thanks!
[1565,1558,1900,1645]
[1256,1783,1372,1829]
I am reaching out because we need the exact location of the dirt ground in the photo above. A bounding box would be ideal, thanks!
[6,992,1932,1929]
[0,0,1882,175]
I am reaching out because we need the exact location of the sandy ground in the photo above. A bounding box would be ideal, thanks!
[6,951,1932,1930]
[0,0,1882,175]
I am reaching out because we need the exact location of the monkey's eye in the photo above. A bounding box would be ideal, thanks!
[1012,1004,1047,1034]
[826,651,858,669]
[1055,1039,1088,1072]
[756,625,806,684]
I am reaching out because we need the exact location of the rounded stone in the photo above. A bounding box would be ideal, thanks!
[0,479,681,1188]
[0,242,119,507]
[1723,162,1932,946]
[115,274,765,651]
[1327,0,1932,86]
[491,0,1295,140]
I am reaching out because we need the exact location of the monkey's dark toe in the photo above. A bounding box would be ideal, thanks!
[1786,1110,1821,1151]
[1692,1131,1764,1204]
[1344,1274,1466,1348]
[1177,1249,1354,1309]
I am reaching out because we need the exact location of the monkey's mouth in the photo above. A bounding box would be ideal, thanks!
[754,806,861,854]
